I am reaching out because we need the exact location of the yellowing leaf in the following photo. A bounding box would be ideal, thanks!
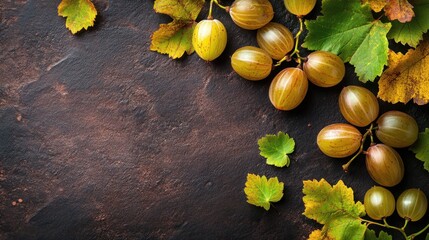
[384,0,415,23]
[378,41,429,105]
[309,229,334,240]
[244,174,284,211]
[58,0,97,34]
[150,21,196,59]
[151,0,205,59]
[303,179,367,240]
[154,0,205,21]
[363,0,387,12]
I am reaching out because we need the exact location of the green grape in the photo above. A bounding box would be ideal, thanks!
[192,19,227,61]
[231,46,272,81]
[284,0,317,17]
[229,0,274,30]
[397,188,428,221]
[364,186,395,220]
[303,51,345,87]
[256,22,294,60]
[317,123,362,158]
[269,67,308,110]
[375,111,419,148]
[338,85,379,127]
[365,144,404,187]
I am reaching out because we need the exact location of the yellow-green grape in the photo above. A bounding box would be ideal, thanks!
[303,51,345,87]
[229,0,274,30]
[269,67,308,110]
[317,123,362,158]
[397,189,428,222]
[338,85,379,127]
[365,144,404,187]
[375,111,419,148]
[364,186,395,220]
[192,19,227,61]
[256,22,294,60]
[231,46,272,81]
[284,0,316,17]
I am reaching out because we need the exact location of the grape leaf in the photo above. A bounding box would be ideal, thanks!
[303,179,367,240]
[150,21,196,59]
[58,0,97,34]
[258,132,295,167]
[244,174,284,211]
[154,0,204,21]
[309,229,334,240]
[410,128,429,173]
[303,0,391,82]
[384,0,415,23]
[363,0,387,12]
[365,229,393,240]
[377,41,429,105]
[150,0,205,59]
[387,0,429,47]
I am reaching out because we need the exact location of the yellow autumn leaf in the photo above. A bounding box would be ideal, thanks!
[378,41,429,105]
[308,229,334,240]
[58,0,97,34]
[363,0,387,12]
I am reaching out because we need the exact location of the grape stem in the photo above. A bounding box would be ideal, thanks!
[208,0,229,19]
[361,217,429,239]
[342,123,374,172]
[274,17,304,67]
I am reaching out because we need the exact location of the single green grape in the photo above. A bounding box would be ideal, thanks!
[364,186,395,220]
[317,123,362,158]
[229,0,274,30]
[192,19,227,61]
[303,51,345,87]
[284,0,316,17]
[256,22,294,60]
[269,67,308,110]
[375,111,419,148]
[338,85,379,127]
[396,188,428,222]
[365,144,404,187]
[231,46,272,81]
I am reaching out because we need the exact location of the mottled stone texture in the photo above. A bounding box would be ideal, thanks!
[0,1,428,239]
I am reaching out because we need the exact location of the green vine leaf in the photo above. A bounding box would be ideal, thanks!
[303,0,391,82]
[410,128,429,173]
[58,0,97,34]
[387,0,429,47]
[365,229,393,240]
[150,0,205,59]
[303,179,367,240]
[258,132,295,168]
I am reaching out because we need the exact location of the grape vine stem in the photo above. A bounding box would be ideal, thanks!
[274,17,304,67]
[208,0,228,19]
[342,123,374,172]
[361,217,429,239]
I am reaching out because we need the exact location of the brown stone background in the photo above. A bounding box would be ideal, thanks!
[0,1,428,239]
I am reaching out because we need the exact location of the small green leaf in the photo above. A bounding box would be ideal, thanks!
[365,229,392,240]
[387,0,429,47]
[410,128,429,173]
[258,131,295,167]
[303,0,391,82]
[58,0,97,34]
[150,21,196,59]
[244,174,284,211]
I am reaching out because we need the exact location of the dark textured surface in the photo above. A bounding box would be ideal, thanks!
[0,1,428,239]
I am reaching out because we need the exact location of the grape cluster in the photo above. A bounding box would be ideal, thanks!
[364,186,427,222]
[192,0,345,111]
[316,85,420,187]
